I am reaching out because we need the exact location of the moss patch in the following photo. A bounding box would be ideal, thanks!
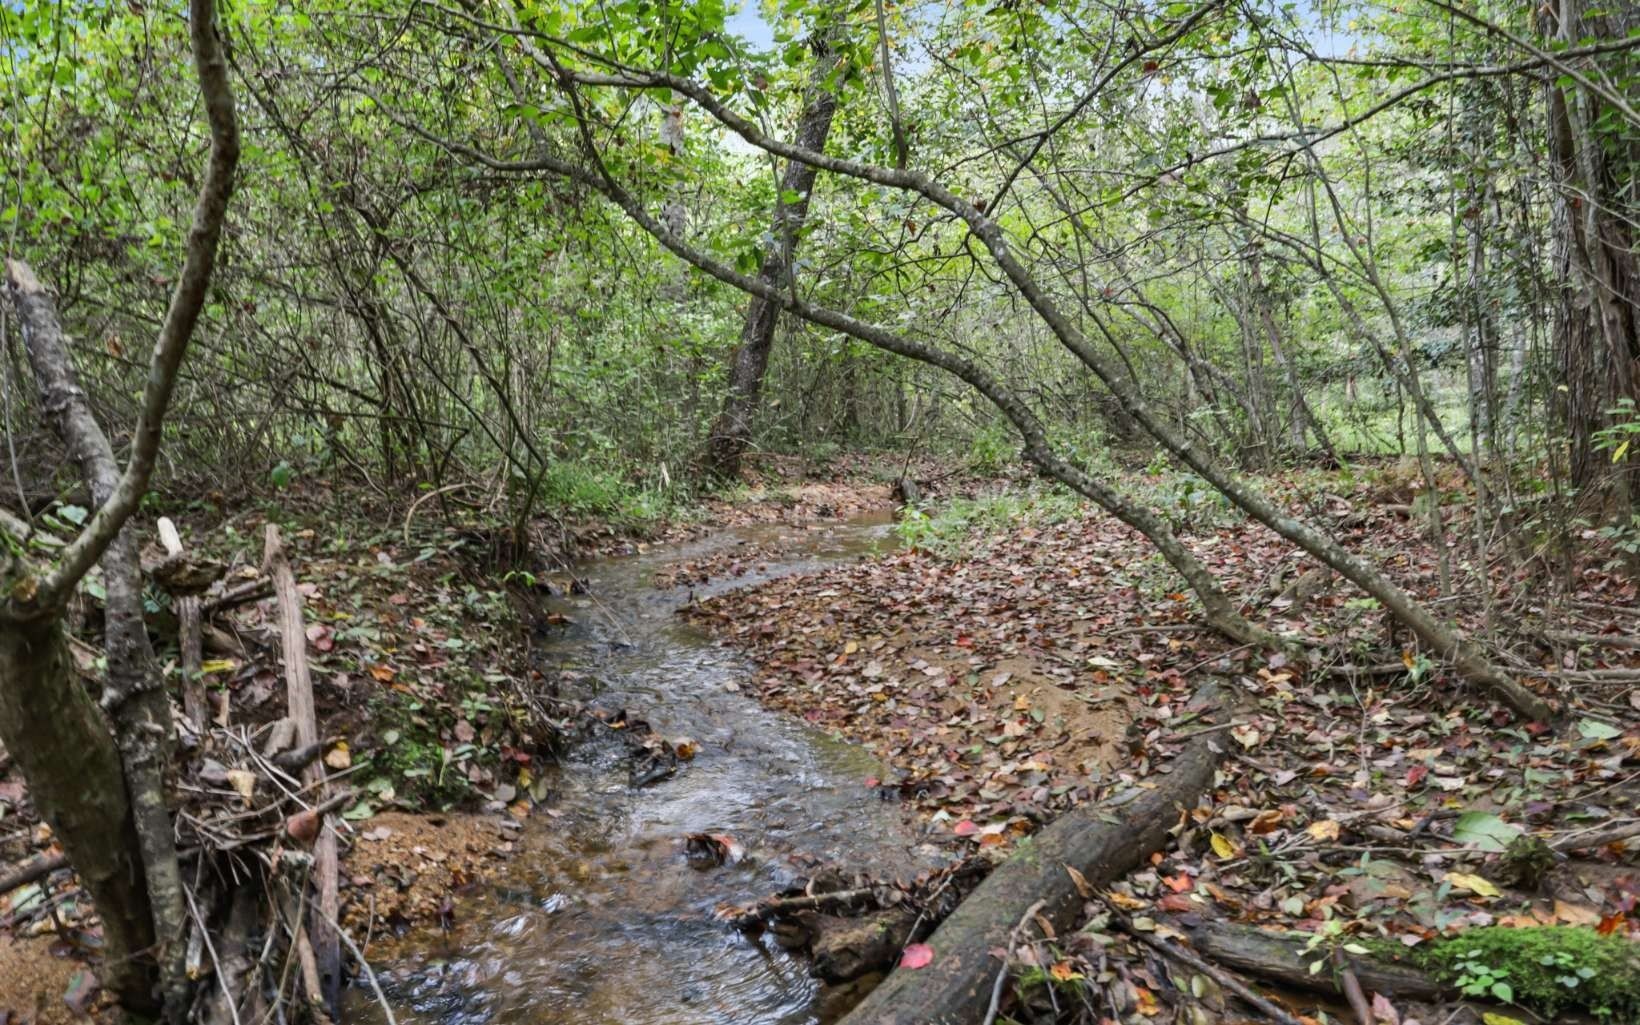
[1410,926,1640,1021]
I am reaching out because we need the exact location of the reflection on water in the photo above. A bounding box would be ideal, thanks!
[355,514,941,1025]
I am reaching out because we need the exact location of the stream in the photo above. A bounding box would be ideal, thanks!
[357,513,943,1025]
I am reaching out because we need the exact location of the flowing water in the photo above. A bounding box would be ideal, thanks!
[358,513,942,1025]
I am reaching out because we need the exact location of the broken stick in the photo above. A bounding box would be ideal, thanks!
[264,525,341,1015]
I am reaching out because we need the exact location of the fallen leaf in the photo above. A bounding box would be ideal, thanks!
[62,970,98,1013]
[1210,832,1238,858]
[226,769,256,800]
[1049,961,1082,982]
[900,943,935,969]
[1066,864,1093,898]
[324,742,351,770]
[285,808,320,844]
[1443,871,1500,899]
[1553,899,1601,926]
[1306,819,1341,842]
[1451,811,1521,853]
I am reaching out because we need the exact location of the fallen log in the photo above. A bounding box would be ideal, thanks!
[1175,919,1446,1001]
[837,682,1226,1025]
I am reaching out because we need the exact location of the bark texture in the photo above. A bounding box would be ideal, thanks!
[0,614,157,1012]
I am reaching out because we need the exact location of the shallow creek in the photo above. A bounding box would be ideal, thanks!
[358,514,943,1025]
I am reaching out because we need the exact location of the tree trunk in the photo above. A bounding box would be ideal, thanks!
[1546,0,1640,510]
[705,40,839,479]
[0,615,158,1013]
[11,258,192,1021]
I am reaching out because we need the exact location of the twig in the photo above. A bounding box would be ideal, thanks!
[0,851,69,894]
[183,883,243,1025]
[1336,949,1374,1025]
[729,886,879,929]
[982,899,1047,1025]
[402,482,478,546]
[313,904,399,1025]
[1551,818,1640,852]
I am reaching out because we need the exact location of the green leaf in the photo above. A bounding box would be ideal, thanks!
[1577,719,1621,740]
[1452,811,1521,853]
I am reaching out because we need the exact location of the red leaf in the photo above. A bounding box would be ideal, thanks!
[1597,911,1626,936]
[900,943,935,969]
[953,820,979,837]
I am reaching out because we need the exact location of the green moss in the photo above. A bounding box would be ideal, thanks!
[1408,926,1640,1021]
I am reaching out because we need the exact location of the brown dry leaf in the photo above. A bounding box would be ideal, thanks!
[1554,900,1602,926]
[285,808,320,844]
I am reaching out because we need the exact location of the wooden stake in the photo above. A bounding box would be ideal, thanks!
[157,517,207,731]
[263,525,341,1014]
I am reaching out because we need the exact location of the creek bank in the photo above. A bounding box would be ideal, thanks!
[686,471,1640,1025]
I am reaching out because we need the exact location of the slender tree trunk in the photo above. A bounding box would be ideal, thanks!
[705,40,839,478]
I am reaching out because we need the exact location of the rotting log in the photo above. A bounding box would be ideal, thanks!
[836,682,1226,1025]
[1175,919,1447,1001]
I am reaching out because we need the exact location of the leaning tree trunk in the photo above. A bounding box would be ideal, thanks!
[0,0,238,1016]
[704,38,839,479]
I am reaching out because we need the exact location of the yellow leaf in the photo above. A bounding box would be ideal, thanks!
[226,769,256,800]
[324,742,351,771]
[201,658,236,675]
[1483,1014,1528,1025]
[1306,819,1342,842]
[1613,438,1631,464]
[1107,890,1148,910]
[844,640,859,655]
[1210,832,1238,858]
[1444,871,1500,899]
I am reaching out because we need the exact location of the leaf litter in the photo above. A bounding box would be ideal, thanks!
[686,469,1640,1023]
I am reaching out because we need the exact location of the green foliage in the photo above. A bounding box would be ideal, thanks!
[967,423,1018,475]
[895,486,1083,555]
[533,462,673,528]
[363,702,479,810]
[1410,927,1640,1021]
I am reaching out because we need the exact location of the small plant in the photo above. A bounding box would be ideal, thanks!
[1451,948,1514,1003]
[1407,926,1640,1020]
